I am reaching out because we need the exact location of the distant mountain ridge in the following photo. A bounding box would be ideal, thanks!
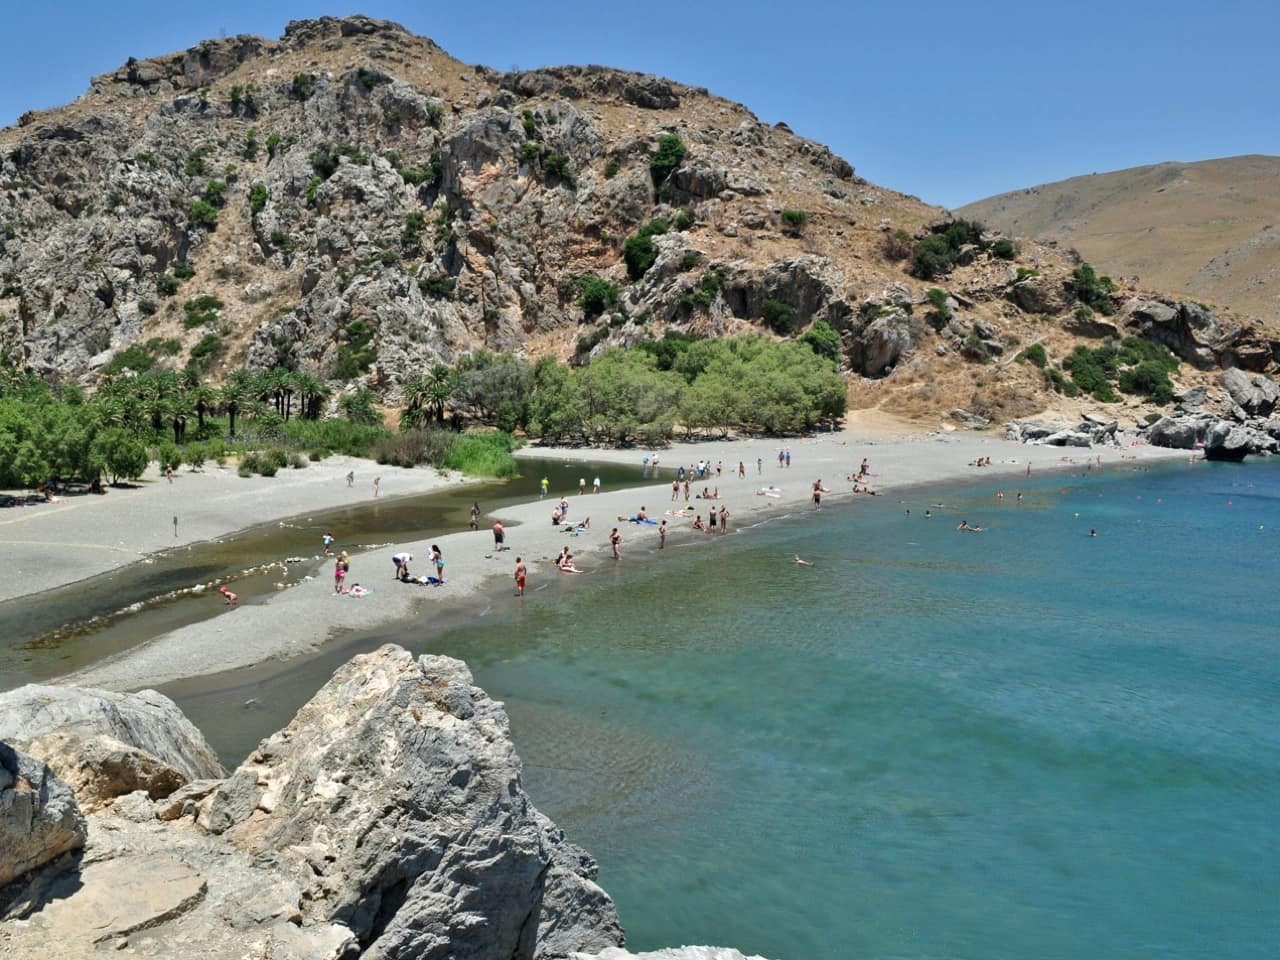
[959,155,1280,320]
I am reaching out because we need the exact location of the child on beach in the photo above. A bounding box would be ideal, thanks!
[659,520,667,548]
[218,586,238,605]
[323,532,334,555]
[610,527,622,559]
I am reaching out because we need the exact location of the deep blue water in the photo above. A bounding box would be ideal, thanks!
[419,460,1280,960]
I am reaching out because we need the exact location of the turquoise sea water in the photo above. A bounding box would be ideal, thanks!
[400,460,1280,959]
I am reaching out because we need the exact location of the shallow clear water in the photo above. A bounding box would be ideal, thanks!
[144,460,1280,958]
[397,460,1280,960]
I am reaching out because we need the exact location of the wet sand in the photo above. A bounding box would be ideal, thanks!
[48,427,1189,692]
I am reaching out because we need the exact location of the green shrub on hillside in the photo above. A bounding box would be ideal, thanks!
[1072,263,1115,315]
[650,133,687,184]
[761,297,796,334]
[624,218,669,280]
[576,276,620,317]
[188,199,218,230]
[1018,343,1048,368]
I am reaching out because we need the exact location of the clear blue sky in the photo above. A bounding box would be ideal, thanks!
[3,1,1276,208]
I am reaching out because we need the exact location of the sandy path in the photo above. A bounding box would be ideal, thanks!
[55,427,1190,692]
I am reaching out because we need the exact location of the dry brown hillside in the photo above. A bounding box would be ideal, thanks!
[959,155,1280,320]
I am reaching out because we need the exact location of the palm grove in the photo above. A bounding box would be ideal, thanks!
[0,328,845,488]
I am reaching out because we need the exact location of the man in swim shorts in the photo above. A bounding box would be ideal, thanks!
[493,520,505,551]
[514,557,526,596]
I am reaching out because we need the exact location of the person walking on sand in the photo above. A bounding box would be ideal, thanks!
[683,478,691,501]
[778,449,785,468]
[579,477,586,496]
[738,461,745,479]
[514,557,526,596]
[540,476,549,498]
[672,478,680,501]
[372,475,380,497]
[757,457,763,475]
[659,519,667,549]
[610,527,622,559]
[346,470,354,487]
[785,449,792,468]
[593,476,601,494]
[719,505,729,534]
[323,532,334,556]
[166,464,174,484]
[493,520,506,551]
[469,501,480,530]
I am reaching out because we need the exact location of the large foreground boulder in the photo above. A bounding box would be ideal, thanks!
[205,645,623,960]
[0,742,86,887]
[0,685,224,784]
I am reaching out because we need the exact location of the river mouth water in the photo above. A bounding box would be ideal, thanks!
[0,458,656,687]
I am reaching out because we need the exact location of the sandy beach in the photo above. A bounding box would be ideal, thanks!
[26,424,1193,694]
[0,456,466,604]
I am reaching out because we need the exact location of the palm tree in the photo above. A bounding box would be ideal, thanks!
[293,371,329,420]
[424,363,458,426]
[189,384,218,432]
[401,374,431,430]
[221,370,255,439]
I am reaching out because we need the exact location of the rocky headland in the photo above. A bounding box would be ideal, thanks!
[0,645,755,958]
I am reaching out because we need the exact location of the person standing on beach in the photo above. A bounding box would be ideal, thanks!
[469,501,481,530]
[659,519,667,549]
[514,557,526,596]
[708,507,717,533]
[683,478,691,501]
[579,477,586,495]
[493,520,505,551]
[719,505,729,534]
[323,532,335,556]
[778,450,784,468]
[346,470,354,487]
[610,527,622,559]
[757,457,762,474]
[431,544,444,583]
[785,449,792,468]
[372,476,380,497]
[593,476,601,494]
[540,476,549,498]
[813,479,823,510]
[672,478,680,501]
[335,558,346,593]
[166,464,174,484]
[738,462,745,479]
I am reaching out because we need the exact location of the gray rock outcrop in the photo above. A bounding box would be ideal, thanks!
[1218,367,1278,416]
[205,644,623,959]
[0,684,224,784]
[0,741,86,887]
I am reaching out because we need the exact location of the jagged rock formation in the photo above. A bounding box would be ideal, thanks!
[0,684,225,784]
[0,646,632,959]
[3,16,1273,422]
[0,742,86,888]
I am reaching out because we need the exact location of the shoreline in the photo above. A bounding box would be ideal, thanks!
[44,427,1194,693]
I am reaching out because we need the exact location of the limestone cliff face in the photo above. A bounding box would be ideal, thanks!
[0,15,1274,419]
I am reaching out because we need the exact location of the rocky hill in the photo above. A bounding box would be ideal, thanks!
[1,16,1276,427]
[958,155,1280,321]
